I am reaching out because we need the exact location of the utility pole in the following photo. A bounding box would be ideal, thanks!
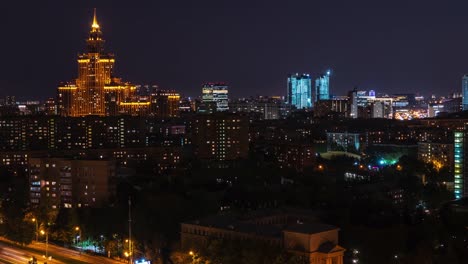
[32,218,38,242]
[40,230,48,260]
[45,232,48,260]
[128,196,132,264]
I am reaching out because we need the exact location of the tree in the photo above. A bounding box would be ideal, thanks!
[0,168,34,245]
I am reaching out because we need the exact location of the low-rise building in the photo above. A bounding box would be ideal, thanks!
[181,210,345,264]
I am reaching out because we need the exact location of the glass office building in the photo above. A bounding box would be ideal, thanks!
[462,75,468,111]
[287,74,312,109]
[202,83,229,112]
[315,71,331,102]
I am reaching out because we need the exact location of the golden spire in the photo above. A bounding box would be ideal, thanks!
[92,8,100,30]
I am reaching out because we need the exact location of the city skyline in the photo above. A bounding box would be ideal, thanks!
[2,2,468,100]
[2,3,468,263]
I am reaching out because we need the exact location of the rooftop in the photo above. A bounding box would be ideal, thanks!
[186,215,283,238]
[283,223,338,235]
[183,209,337,237]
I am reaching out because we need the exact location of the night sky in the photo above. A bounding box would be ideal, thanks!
[2,0,468,99]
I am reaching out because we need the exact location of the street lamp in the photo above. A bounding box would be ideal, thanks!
[32,218,38,242]
[352,248,360,264]
[125,239,132,263]
[189,251,199,264]
[75,226,82,253]
[40,230,49,260]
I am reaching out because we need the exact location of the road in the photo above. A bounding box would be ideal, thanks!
[0,238,124,264]
[0,245,51,264]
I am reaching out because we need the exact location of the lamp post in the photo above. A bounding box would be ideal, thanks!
[40,230,48,260]
[128,197,133,264]
[75,227,82,253]
[125,239,132,264]
[189,251,199,264]
[32,218,38,242]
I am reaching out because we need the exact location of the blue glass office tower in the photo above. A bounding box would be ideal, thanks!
[315,71,331,102]
[287,74,312,109]
[462,75,468,111]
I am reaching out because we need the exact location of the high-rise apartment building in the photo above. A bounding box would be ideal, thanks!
[418,142,454,171]
[201,83,229,112]
[29,158,116,209]
[191,113,249,161]
[314,96,349,118]
[315,71,331,102]
[287,74,312,109]
[348,89,358,118]
[229,96,282,120]
[462,75,468,111]
[151,90,181,118]
[454,130,467,199]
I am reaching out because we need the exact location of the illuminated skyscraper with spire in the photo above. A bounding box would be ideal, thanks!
[58,9,140,117]
[73,9,113,116]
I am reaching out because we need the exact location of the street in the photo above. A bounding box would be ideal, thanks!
[0,239,124,264]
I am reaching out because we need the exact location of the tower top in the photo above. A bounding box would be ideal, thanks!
[92,8,100,30]
[87,8,104,53]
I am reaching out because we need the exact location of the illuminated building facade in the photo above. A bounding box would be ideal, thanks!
[104,79,138,116]
[57,83,77,116]
[314,96,349,118]
[348,89,358,118]
[287,74,312,109]
[118,102,151,116]
[327,132,362,153]
[462,75,468,111]
[347,89,393,119]
[201,83,229,112]
[151,90,181,118]
[274,143,315,171]
[44,98,56,115]
[229,96,282,120]
[29,157,116,209]
[58,9,142,117]
[0,116,187,152]
[73,9,114,116]
[191,113,249,161]
[315,71,330,102]
[454,130,466,199]
[418,142,454,171]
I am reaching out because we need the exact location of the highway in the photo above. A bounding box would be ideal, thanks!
[0,238,124,264]
[0,246,44,264]
[0,243,65,264]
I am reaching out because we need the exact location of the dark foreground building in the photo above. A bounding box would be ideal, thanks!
[181,210,345,264]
